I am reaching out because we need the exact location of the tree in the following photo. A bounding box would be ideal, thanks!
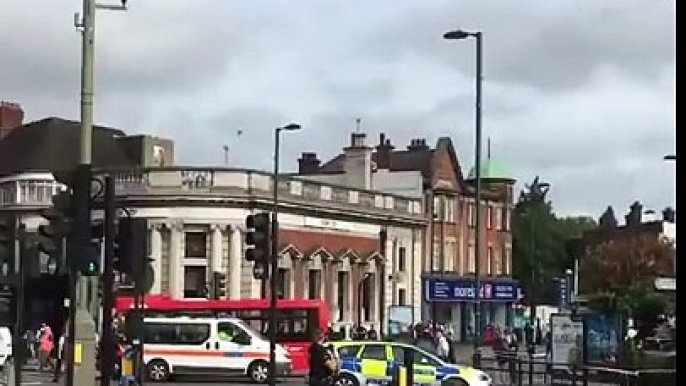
[581,234,675,337]
[511,177,597,304]
[599,206,619,229]
[581,234,675,292]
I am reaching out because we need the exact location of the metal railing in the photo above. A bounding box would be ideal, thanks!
[478,356,676,386]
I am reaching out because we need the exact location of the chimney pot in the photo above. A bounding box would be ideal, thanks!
[298,152,321,175]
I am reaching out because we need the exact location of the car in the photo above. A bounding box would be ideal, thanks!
[330,340,491,386]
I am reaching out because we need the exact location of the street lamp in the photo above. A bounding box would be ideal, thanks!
[269,123,301,386]
[522,178,550,385]
[444,28,484,367]
[664,154,676,161]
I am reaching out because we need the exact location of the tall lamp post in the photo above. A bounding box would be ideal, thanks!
[664,154,676,161]
[443,28,484,367]
[269,123,301,386]
[73,1,126,386]
[521,177,550,385]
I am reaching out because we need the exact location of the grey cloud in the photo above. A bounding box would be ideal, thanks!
[357,0,675,92]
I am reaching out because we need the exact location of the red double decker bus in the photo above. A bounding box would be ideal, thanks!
[115,295,328,372]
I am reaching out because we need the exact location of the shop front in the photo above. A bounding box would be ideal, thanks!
[423,275,521,343]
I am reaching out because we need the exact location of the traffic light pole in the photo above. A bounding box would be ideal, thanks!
[268,129,281,386]
[13,223,26,386]
[99,176,116,386]
[73,0,97,384]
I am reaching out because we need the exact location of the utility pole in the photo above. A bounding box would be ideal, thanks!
[72,1,126,385]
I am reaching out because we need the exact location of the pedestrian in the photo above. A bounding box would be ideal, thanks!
[52,319,69,382]
[308,328,338,386]
[38,323,54,372]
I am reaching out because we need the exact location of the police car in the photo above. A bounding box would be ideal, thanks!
[330,341,491,386]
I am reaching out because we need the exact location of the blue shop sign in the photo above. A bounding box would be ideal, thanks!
[424,278,520,302]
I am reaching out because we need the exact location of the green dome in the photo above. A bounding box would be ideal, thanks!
[467,158,511,181]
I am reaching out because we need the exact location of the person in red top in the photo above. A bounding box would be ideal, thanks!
[38,323,54,371]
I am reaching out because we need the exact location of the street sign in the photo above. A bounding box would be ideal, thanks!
[654,277,676,291]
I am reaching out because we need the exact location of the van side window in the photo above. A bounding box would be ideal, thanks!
[145,322,211,345]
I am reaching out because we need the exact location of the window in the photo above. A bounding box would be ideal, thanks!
[183,266,207,298]
[468,203,475,227]
[308,270,321,299]
[218,321,251,345]
[145,322,211,345]
[391,346,440,366]
[493,247,502,275]
[398,289,407,306]
[397,247,406,272]
[486,206,493,229]
[337,345,362,359]
[276,268,290,299]
[361,345,387,361]
[185,232,208,258]
[487,247,494,275]
[467,244,475,273]
[337,271,349,321]
[234,308,318,343]
[362,275,373,321]
[432,240,441,271]
[502,207,510,231]
[495,206,503,231]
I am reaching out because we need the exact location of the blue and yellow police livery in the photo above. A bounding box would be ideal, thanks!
[330,341,491,386]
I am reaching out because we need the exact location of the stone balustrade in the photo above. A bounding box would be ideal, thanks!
[97,167,425,221]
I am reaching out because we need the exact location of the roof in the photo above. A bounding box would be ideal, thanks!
[0,117,136,179]
[467,157,513,181]
[319,137,458,185]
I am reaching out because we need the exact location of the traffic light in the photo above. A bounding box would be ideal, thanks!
[211,271,227,299]
[245,213,271,280]
[113,218,134,274]
[114,218,152,293]
[0,217,15,267]
[37,191,73,259]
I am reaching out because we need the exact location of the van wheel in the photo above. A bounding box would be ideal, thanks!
[248,360,269,383]
[146,359,170,382]
[335,373,360,386]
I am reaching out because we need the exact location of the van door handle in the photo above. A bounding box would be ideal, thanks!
[215,342,220,350]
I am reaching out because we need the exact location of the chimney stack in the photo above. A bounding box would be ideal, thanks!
[343,132,373,189]
[298,152,321,175]
[375,132,394,170]
[0,101,24,139]
[407,138,429,151]
[662,207,676,223]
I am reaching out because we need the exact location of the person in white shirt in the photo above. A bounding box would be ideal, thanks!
[435,332,450,362]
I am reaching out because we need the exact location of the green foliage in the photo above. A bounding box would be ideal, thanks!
[511,191,596,301]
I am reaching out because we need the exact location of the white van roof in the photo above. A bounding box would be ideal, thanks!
[144,317,243,323]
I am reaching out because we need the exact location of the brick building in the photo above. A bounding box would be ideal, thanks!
[295,132,518,341]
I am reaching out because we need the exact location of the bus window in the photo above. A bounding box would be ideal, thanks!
[145,322,211,345]
[233,309,318,343]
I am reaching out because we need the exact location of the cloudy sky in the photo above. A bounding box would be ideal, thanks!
[1,0,675,217]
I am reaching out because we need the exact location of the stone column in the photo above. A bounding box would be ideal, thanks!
[210,224,224,274]
[149,223,163,294]
[229,227,242,299]
[168,222,184,299]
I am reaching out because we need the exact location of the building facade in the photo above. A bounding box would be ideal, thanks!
[296,132,518,341]
[98,167,425,333]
